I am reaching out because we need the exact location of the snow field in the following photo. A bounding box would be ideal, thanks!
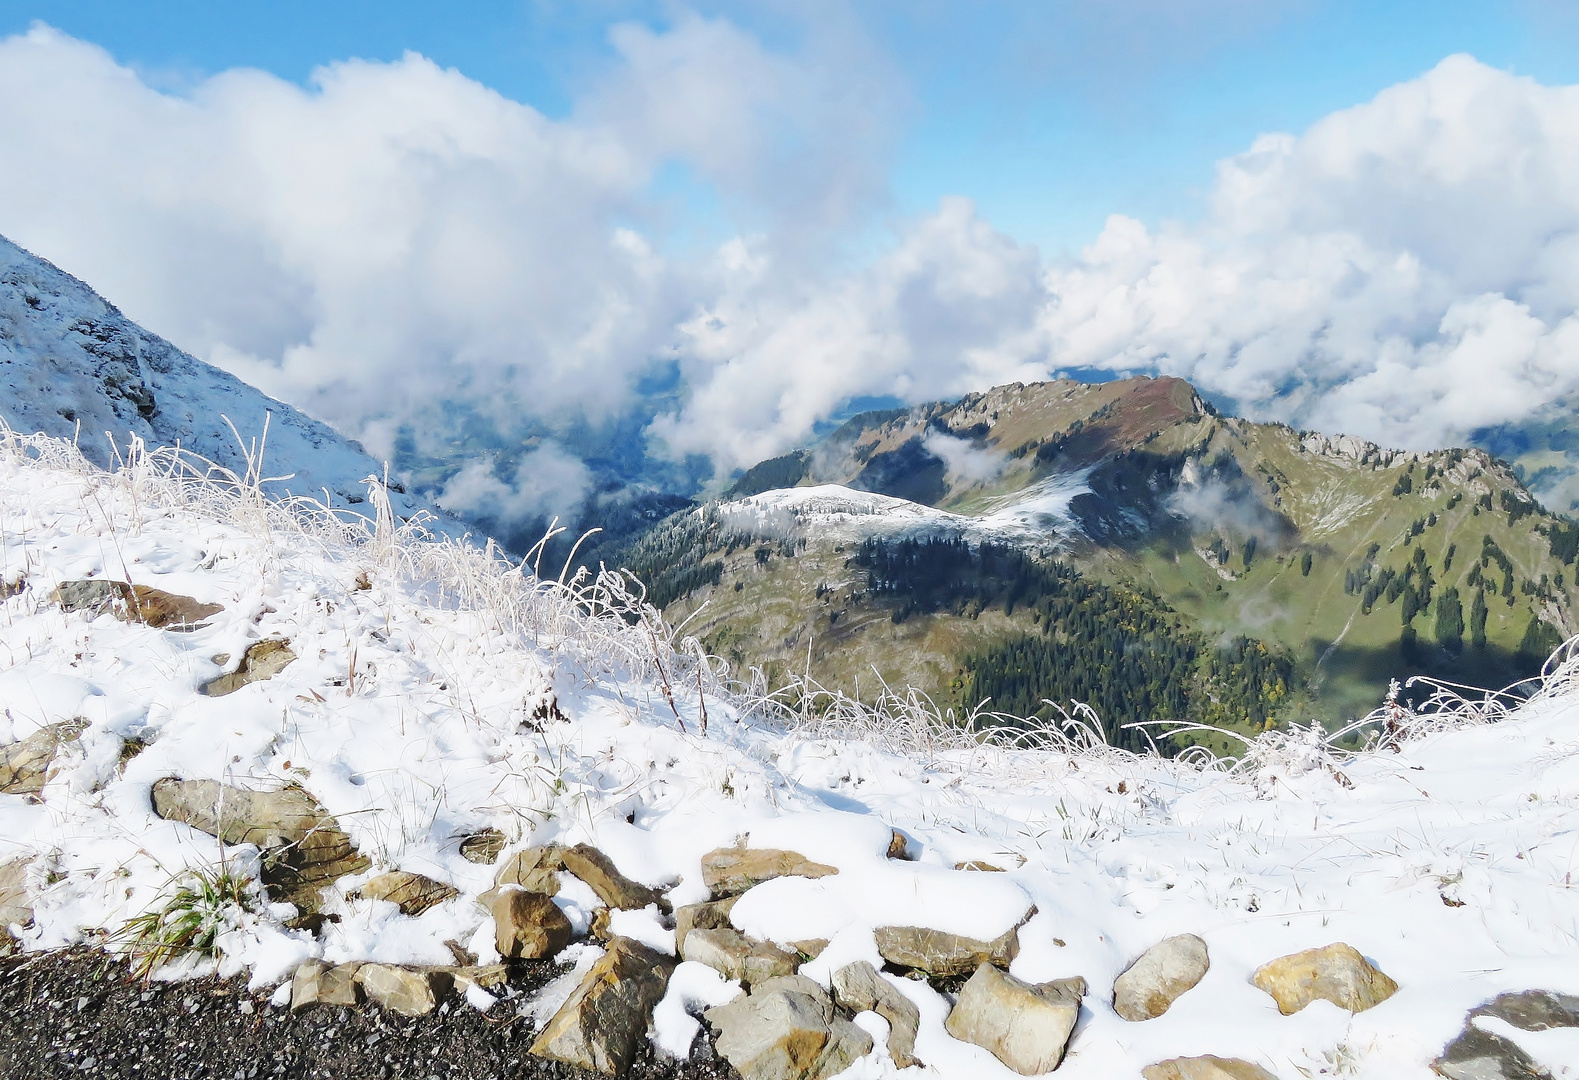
[1,429,1578,1078]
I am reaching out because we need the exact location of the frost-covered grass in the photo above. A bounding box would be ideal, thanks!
[2,427,1578,1079]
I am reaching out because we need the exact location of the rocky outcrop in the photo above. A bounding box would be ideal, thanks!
[944,963,1085,1076]
[355,871,457,916]
[674,896,739,954]
[290,960,363,1010]
[201,639,295,697]
[53,579,222,631]
[493,889,573,960]
[1251,943,1397,1015]
[149,778,370,911]
[679,926,798,986]
[704,974,873,1080]
[0,860,31,936]
[831,961,921,1069]
[700,847,839,898]
[0,719,87,795]
[1114,934,1210,1021]
[355,964,453,1017]
[874,916,1026,977]
[1142,1056,1279,1080]
[561,843,663,911]
[1434,990,1579,1080]
[530,936,676,1075]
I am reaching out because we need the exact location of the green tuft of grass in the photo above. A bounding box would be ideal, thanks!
[114,866,260,981]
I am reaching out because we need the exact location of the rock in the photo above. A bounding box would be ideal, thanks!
[0,719,87,795]
[1433,990,1579,1080]
[1432,1025,1550,1080]
[1141,1056,1280,1080]
[356,871,457,916]
[0,860,31,935]
[0,575,23,600]
[831,960,922,1069]
[201,639,296,697]
[530,936,676,1075]
[589,907,613,941]
[453,964,510,993]
[53,579,222,630]
[356,964,453,1017]
[290,960,363,1010]
[1250,943,1397,1015]
[874,916,1026,977]
[1113,934,1210,1021]
[674,896,739,954]
[493,889,573,960]
[149,778,370,911]
[705,974,874,1080]
[126,585,224,630]
[789,940,829,961]
[956,861,1007,872]
[561,843,663,911]
[680,926,798,986]
[887,829,914,860]
[494,844,564,896]
[944,963,1085,1076]
[458,829,507,864]
[701,847,839,898]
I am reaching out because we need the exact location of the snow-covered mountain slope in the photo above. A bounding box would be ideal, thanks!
[3,429,1579,1079]
[0,234,426,518]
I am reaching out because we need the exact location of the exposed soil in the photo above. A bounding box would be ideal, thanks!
[0,947,739,1080]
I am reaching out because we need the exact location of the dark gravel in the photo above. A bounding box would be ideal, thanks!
[0,947,739,1080]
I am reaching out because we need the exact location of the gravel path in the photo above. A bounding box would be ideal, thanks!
[0,947,739,1080]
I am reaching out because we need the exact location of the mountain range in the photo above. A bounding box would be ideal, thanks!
[0,235,428,521]
[612,376,1577,750]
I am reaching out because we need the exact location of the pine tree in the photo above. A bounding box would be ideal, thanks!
[1435,587,1464,654]
[1470,588,1488,649]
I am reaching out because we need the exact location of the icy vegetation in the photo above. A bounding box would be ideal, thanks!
[2,428,1579,1078]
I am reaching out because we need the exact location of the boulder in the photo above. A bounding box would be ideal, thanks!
[1113,934,1210,1021]
[1142,1056,1280,1080]
[201,639,296,697]
[53,580,222,630]
[356,964,453,1017]
[494,844,564,896]
[944,963,1085,1076]
[674,896,739,954]
[704,974,874,1080]
[458,829,507,864]
[831,960,922,1069]
[887,829,914,860]
[875,916,1026,977]
[561,843,663,911]
[701,847,839,898]
[493,889,573,960]
[0,719,87,795]
[680,926,797,986]
[529,936,676,1075]
[1433,990,1579,1080]
[356,871,457,916]
[1250,943,1397,1015]
[0,860,31,936]
[149,778,370,912]
[290,960,363,1010]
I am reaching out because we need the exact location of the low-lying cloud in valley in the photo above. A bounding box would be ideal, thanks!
[0,18,1577,527]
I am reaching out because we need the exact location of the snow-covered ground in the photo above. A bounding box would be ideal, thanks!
[2,430,1578,1078]
[720,480,1087,546]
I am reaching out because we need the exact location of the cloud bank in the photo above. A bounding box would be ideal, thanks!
[0,23,1577,525]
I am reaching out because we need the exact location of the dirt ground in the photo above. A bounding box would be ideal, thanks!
[0,947,739,1080]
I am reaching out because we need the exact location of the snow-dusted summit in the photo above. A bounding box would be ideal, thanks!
[0,234,422,517]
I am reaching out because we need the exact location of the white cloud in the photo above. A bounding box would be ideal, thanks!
[1040,55,1579,449]
[2,25,1578,513]
[435,443,592,526]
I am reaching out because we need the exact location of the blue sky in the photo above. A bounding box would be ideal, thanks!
[6,1,1576,255]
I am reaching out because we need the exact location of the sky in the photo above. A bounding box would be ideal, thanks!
[1,1,1578,523]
